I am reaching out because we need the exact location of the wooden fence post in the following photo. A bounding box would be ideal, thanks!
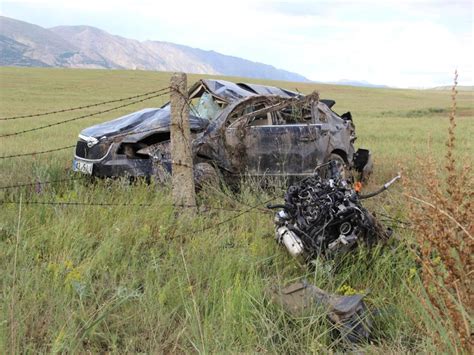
[170,72,196,214]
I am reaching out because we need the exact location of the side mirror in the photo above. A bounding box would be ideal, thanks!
[341,111,352,121]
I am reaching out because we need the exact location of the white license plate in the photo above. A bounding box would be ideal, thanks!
[74,160,93,175]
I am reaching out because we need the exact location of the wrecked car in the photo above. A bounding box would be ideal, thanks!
[73,79,372,183]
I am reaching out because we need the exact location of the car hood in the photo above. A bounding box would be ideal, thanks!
[80,106,209,142]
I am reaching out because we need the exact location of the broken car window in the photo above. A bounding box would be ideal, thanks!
[226,100,270,128]
[246,103,271,126]
[272,103,312,125]
[317,109,328,122]
[189,91,226,121]
[194,92,222,120]
[316,102,334,123]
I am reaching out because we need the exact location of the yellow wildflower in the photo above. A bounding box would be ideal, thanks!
[336,284,359,296]
[64,260,74,270]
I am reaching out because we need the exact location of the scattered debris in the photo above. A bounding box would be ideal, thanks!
[266,161,401,347]
[269,160,400,261]
[269,280,372,343]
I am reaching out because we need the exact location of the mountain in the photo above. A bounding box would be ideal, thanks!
[0,16,104,68]
[0,16,309,82]
[329,79,389,88]
[428,85,473,91]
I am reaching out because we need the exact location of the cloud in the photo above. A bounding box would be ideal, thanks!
[1,0,472,87]
[296,19,473,87]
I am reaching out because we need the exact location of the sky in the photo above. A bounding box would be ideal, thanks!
[1,0,473,88]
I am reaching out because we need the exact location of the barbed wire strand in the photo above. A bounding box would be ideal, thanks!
[0,200,154,207]
[0,173,272,215]
[0,176,86,190]
[0,145,75,159]
[0,90,170,138]
[0,120,174,160]
[0,198,269,215]
[0,89,196,159]
[0,87,171,121]
[173,197,276,239]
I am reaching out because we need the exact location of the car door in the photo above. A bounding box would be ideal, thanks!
[245,124,330,176]
[226,99,330,176]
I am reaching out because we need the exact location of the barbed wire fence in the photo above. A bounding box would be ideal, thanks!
[0,87,170,121]
[0,121,182,160]
[0,80,275,235]
[0,89,171,138]
[0,145,75,159]
[1,182,276,239]
[0,176,86,190]
[0,86,172,186]
[0,87,172,160]
[1,195,276,241]
[0,196,273,214]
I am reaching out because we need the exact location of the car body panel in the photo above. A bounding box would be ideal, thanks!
[241,124,329,175]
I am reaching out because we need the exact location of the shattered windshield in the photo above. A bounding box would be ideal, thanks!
[193,92,222,120]
[188,85,227,120]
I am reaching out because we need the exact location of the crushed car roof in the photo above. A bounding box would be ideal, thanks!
[237,82,299,98]
[79,79,328,143]
[191,79,299,102]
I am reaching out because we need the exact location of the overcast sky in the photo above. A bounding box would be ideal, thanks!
[1,0,472,87]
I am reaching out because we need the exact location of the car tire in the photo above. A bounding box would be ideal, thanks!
[152,162,171,184]
[194,162,219,191]
[320,153,351,180]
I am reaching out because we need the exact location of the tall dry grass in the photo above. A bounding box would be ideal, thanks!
[405,71,473,351]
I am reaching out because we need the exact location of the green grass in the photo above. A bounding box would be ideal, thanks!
[1,67,473,352]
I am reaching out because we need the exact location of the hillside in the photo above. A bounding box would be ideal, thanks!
[0,16,309,82]
[0,16,98,68]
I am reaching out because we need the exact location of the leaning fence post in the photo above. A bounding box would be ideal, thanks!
[170,72,196,214]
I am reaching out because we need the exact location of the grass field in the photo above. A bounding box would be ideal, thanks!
[1,67,473,352]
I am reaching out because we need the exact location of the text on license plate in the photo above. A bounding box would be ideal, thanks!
[74,160,93,175]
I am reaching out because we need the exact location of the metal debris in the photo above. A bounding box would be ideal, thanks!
[269,280,372,343]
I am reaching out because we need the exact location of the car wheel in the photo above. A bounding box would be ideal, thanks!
[320,153,350,180]
[194,162,219,191]
[152,162,171,184]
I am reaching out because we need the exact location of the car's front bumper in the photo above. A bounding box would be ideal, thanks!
[73,141,153,177]
[73,156,153,177]
[77,157,153,177]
